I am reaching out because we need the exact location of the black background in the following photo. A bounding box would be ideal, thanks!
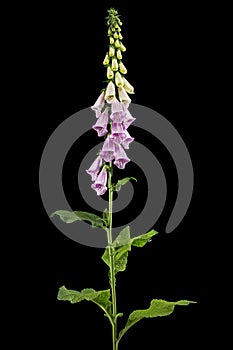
[13,0,223,348]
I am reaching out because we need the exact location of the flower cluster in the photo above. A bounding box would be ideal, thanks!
[86,8,135,196]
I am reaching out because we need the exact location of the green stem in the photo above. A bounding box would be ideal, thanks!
[107,162,118,350]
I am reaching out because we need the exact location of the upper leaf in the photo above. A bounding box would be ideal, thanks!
[118,299,196,342]
[58,286,112,316]
[101,227,158,275]
[51,210,105,228]
[114,177,137,192]
[131,229,157,247]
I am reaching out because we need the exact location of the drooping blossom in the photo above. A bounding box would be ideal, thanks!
[100,136,115,162]
[114,143,130,169]
[86,156,103,181]
[105,81,116,102]
[111,98,123,114]
[118,87,131,105]
[111,122,126,144]
[91,91,105,118]
[110,98,125,122]
[91,167,108,196]
[122,109,136,129]
[92,108,109,137]
[121,130,134,149]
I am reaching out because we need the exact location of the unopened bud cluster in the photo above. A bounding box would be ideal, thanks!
[103,9,134,94]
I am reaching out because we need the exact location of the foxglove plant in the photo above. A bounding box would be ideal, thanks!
[51,8,196,350]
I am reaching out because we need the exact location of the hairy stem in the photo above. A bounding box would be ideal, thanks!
[107,162,118,350]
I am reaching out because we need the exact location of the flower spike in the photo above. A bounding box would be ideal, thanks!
[89,7,136,195]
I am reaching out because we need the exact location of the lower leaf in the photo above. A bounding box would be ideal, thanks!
[58,286,112,318]
[118,299,196,343]
[51,210,105,228]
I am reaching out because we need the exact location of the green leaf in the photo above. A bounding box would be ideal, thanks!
[101,227,158,275]
[51,210,105,228]
[113,226,131,247]
[114,177,137,192]
[58,286,112,317]
[118,299,196,343]
[131,229,158,247]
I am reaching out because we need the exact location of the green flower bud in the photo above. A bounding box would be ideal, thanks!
[107,66,114,79]
[119,61,127,74]
[123,77,134,94]
[108,28,112,36]
[118,33,123,40]
[115,25,121,32]
[115,71,124,87]
[118,20,123,26]
[120,42,126,52]
[113,32,118,39]
[115,39,121,48]
[109,36,114,45]
[103,53,110,66]
[111,26,115,32]
[116,49,122,60]
[111,57,118,72]
[109,46,115,57]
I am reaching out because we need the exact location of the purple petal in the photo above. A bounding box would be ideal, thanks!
[111,122,127,143]
[100,136,115,162]
[110,111,126,123]
[114,143,130,169]
[91,183,107,196]
[92,109,109,137]
[121,130,134,149]
[91,167,108,196]
[122,110,136,129]
[111,99,123,114]
[110,99,126,122]
[91,91,105,115]
[86,156,103,181]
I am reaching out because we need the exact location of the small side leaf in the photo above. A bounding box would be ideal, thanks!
[131,229,158,247]
[114,177,137,192]
[102,208,110,227]
[51,210,105,228]
[118,299,196,343]
[58,286,112,316]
